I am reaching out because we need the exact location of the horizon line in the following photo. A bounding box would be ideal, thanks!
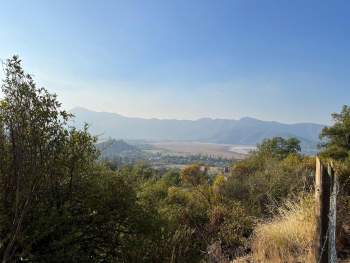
[70,106,327,126]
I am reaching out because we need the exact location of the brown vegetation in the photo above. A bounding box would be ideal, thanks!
[252,196,315,262]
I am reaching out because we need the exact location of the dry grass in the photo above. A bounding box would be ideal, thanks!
[252,195,315,263]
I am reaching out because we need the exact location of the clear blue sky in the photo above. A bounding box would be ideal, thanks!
[0,0,349,124]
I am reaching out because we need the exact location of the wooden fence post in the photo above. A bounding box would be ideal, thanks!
[314,157,337,263]
[315,157,330,262]
[328,163,337,262]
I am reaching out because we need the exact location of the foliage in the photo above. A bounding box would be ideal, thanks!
[0,56,161,262]
[223,145,314,216]
[320,105,350,195]
[320,105,350,160]
[0,55,76,262]
[256,136,301,160]
[136,164,254,262]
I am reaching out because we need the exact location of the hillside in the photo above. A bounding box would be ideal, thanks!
[96,139,141,158]
[71,107,324,152]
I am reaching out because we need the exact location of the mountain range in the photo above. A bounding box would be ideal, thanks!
[70,107,325,152]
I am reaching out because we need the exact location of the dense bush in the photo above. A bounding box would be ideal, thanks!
[223,142,315,217]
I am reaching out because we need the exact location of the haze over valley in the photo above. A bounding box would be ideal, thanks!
[72,107,324,156]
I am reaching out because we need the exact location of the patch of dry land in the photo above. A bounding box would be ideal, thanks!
[149,141,254,159]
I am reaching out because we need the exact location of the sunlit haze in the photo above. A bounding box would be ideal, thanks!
[1,0,350,124]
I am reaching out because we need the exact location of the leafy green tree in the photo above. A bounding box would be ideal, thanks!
[320,105,350,197]
[256,137,301,159]
[320,105,350,160]
[0,56,73,262]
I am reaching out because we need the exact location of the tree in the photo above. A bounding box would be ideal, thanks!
[0,56,74,262]
[256,137,301,160]
[320,105,350,197]
[0,56,101,262]
[181,164,209,187]
[320,105,350,160]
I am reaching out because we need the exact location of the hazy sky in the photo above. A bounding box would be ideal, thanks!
[0,0,349,124]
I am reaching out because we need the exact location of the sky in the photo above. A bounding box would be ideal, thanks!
[0,0,350,124]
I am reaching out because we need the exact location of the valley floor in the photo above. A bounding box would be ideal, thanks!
[148,141,253,159]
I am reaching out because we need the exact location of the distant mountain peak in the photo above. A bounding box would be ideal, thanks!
[70,107,124,118]
[70,106,93,112]
[239,117,261,122]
